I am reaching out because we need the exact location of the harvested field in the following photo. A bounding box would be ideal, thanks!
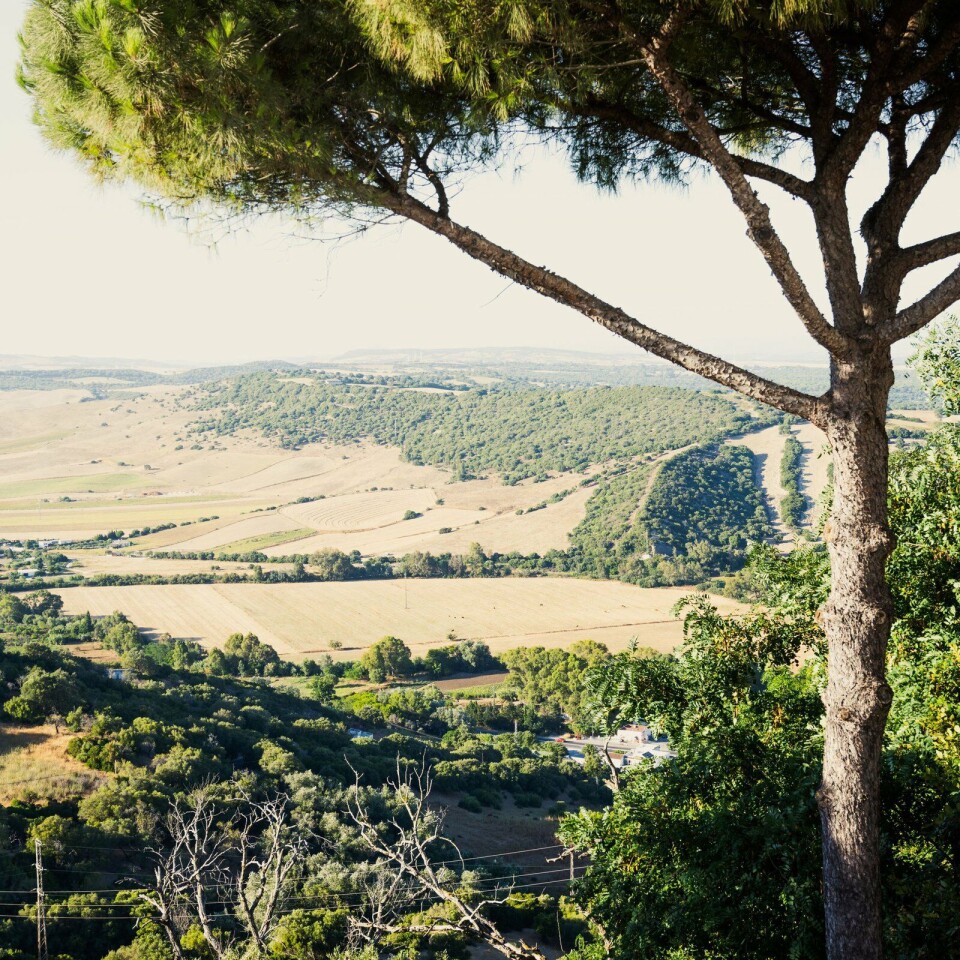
[793,420,831,515]
[216,528,317,554]
[63,552,284,578]
[262,478,596,558]
[728,422,829,539]
[56,579,745,661]
[0,388,593,554]
[283,487,441,531]
[432,671,510,692]
[888,408,940,426]
[170,512,311,551]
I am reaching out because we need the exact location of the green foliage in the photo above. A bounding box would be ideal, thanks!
[500,640,610,729]
[780,435,806,528]
[565,464,651,578]
[221,632,282,676]
[0,593,27,625]
[418,640,499,678]
[642,445,772,558]
[190,373,759,484]
[307,673,338,703]
[565,443,775,586]
[269,909,349,958]
[309,548,360,581]
[0,618,615,960]
[358,635,414,683]
[19,0,470,216]
[561,416,960,958]
[886,425,960,636]
[909,314,960,414]
[5,666,82,722]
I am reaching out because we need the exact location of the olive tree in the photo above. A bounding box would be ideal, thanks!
[18,3,960,958]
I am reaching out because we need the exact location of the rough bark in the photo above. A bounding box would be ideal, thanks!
[818,348,896,960]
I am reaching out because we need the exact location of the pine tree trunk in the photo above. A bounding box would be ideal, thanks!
[818,348,895,960]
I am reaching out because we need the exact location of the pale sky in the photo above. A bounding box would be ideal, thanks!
[1,1,955,367]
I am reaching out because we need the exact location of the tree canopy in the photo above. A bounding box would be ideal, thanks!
[21,1,960,401]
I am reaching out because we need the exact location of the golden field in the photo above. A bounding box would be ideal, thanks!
[0,724,106,803]
[0,386,595,558]
[56,579,745,662]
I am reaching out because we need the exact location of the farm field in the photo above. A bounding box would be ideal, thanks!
[728,422,831,540]
[62,552,287,578]
[56,579,745,662]
[0,386,596,556]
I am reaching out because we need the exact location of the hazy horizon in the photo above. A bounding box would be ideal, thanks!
[0,343,919,372]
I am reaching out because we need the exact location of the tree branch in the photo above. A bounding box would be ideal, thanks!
[884,261,960,341]
[345,760,549,960]
[862,91,960,244]
[618,11,850,356]
[860,92,960,318]
[892,9,960,91]
[573,98,814,199]
[895,230,960,274]
[825,0,932,175]
[383,192,828,425]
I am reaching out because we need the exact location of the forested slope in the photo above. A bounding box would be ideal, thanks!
[188,374,769,483]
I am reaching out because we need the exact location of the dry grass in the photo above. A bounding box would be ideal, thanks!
[0,725,106,803]
[888,408,940,425]
[433,791,561,864]
[56,579,746,661]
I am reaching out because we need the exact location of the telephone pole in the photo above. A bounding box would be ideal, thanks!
[35,839,48,960]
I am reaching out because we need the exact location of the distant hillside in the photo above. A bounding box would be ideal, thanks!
[0,346,929,408]
[0,360,300,396]
[189,371,770,483]
[329,348,929,408]
[185,371,779,584]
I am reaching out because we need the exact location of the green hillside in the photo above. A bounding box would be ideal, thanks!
[188,373,770,483]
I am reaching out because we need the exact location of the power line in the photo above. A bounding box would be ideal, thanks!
[1,840,563,858]
[0,864,584,909]
[0,872,588,922]
[0,842,565,886]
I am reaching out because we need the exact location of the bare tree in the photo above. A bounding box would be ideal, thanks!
[139,786,306,960]
[232,790,307,953]
[344,760,549,960]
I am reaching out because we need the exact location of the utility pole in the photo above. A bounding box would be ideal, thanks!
[35,839,48,960]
